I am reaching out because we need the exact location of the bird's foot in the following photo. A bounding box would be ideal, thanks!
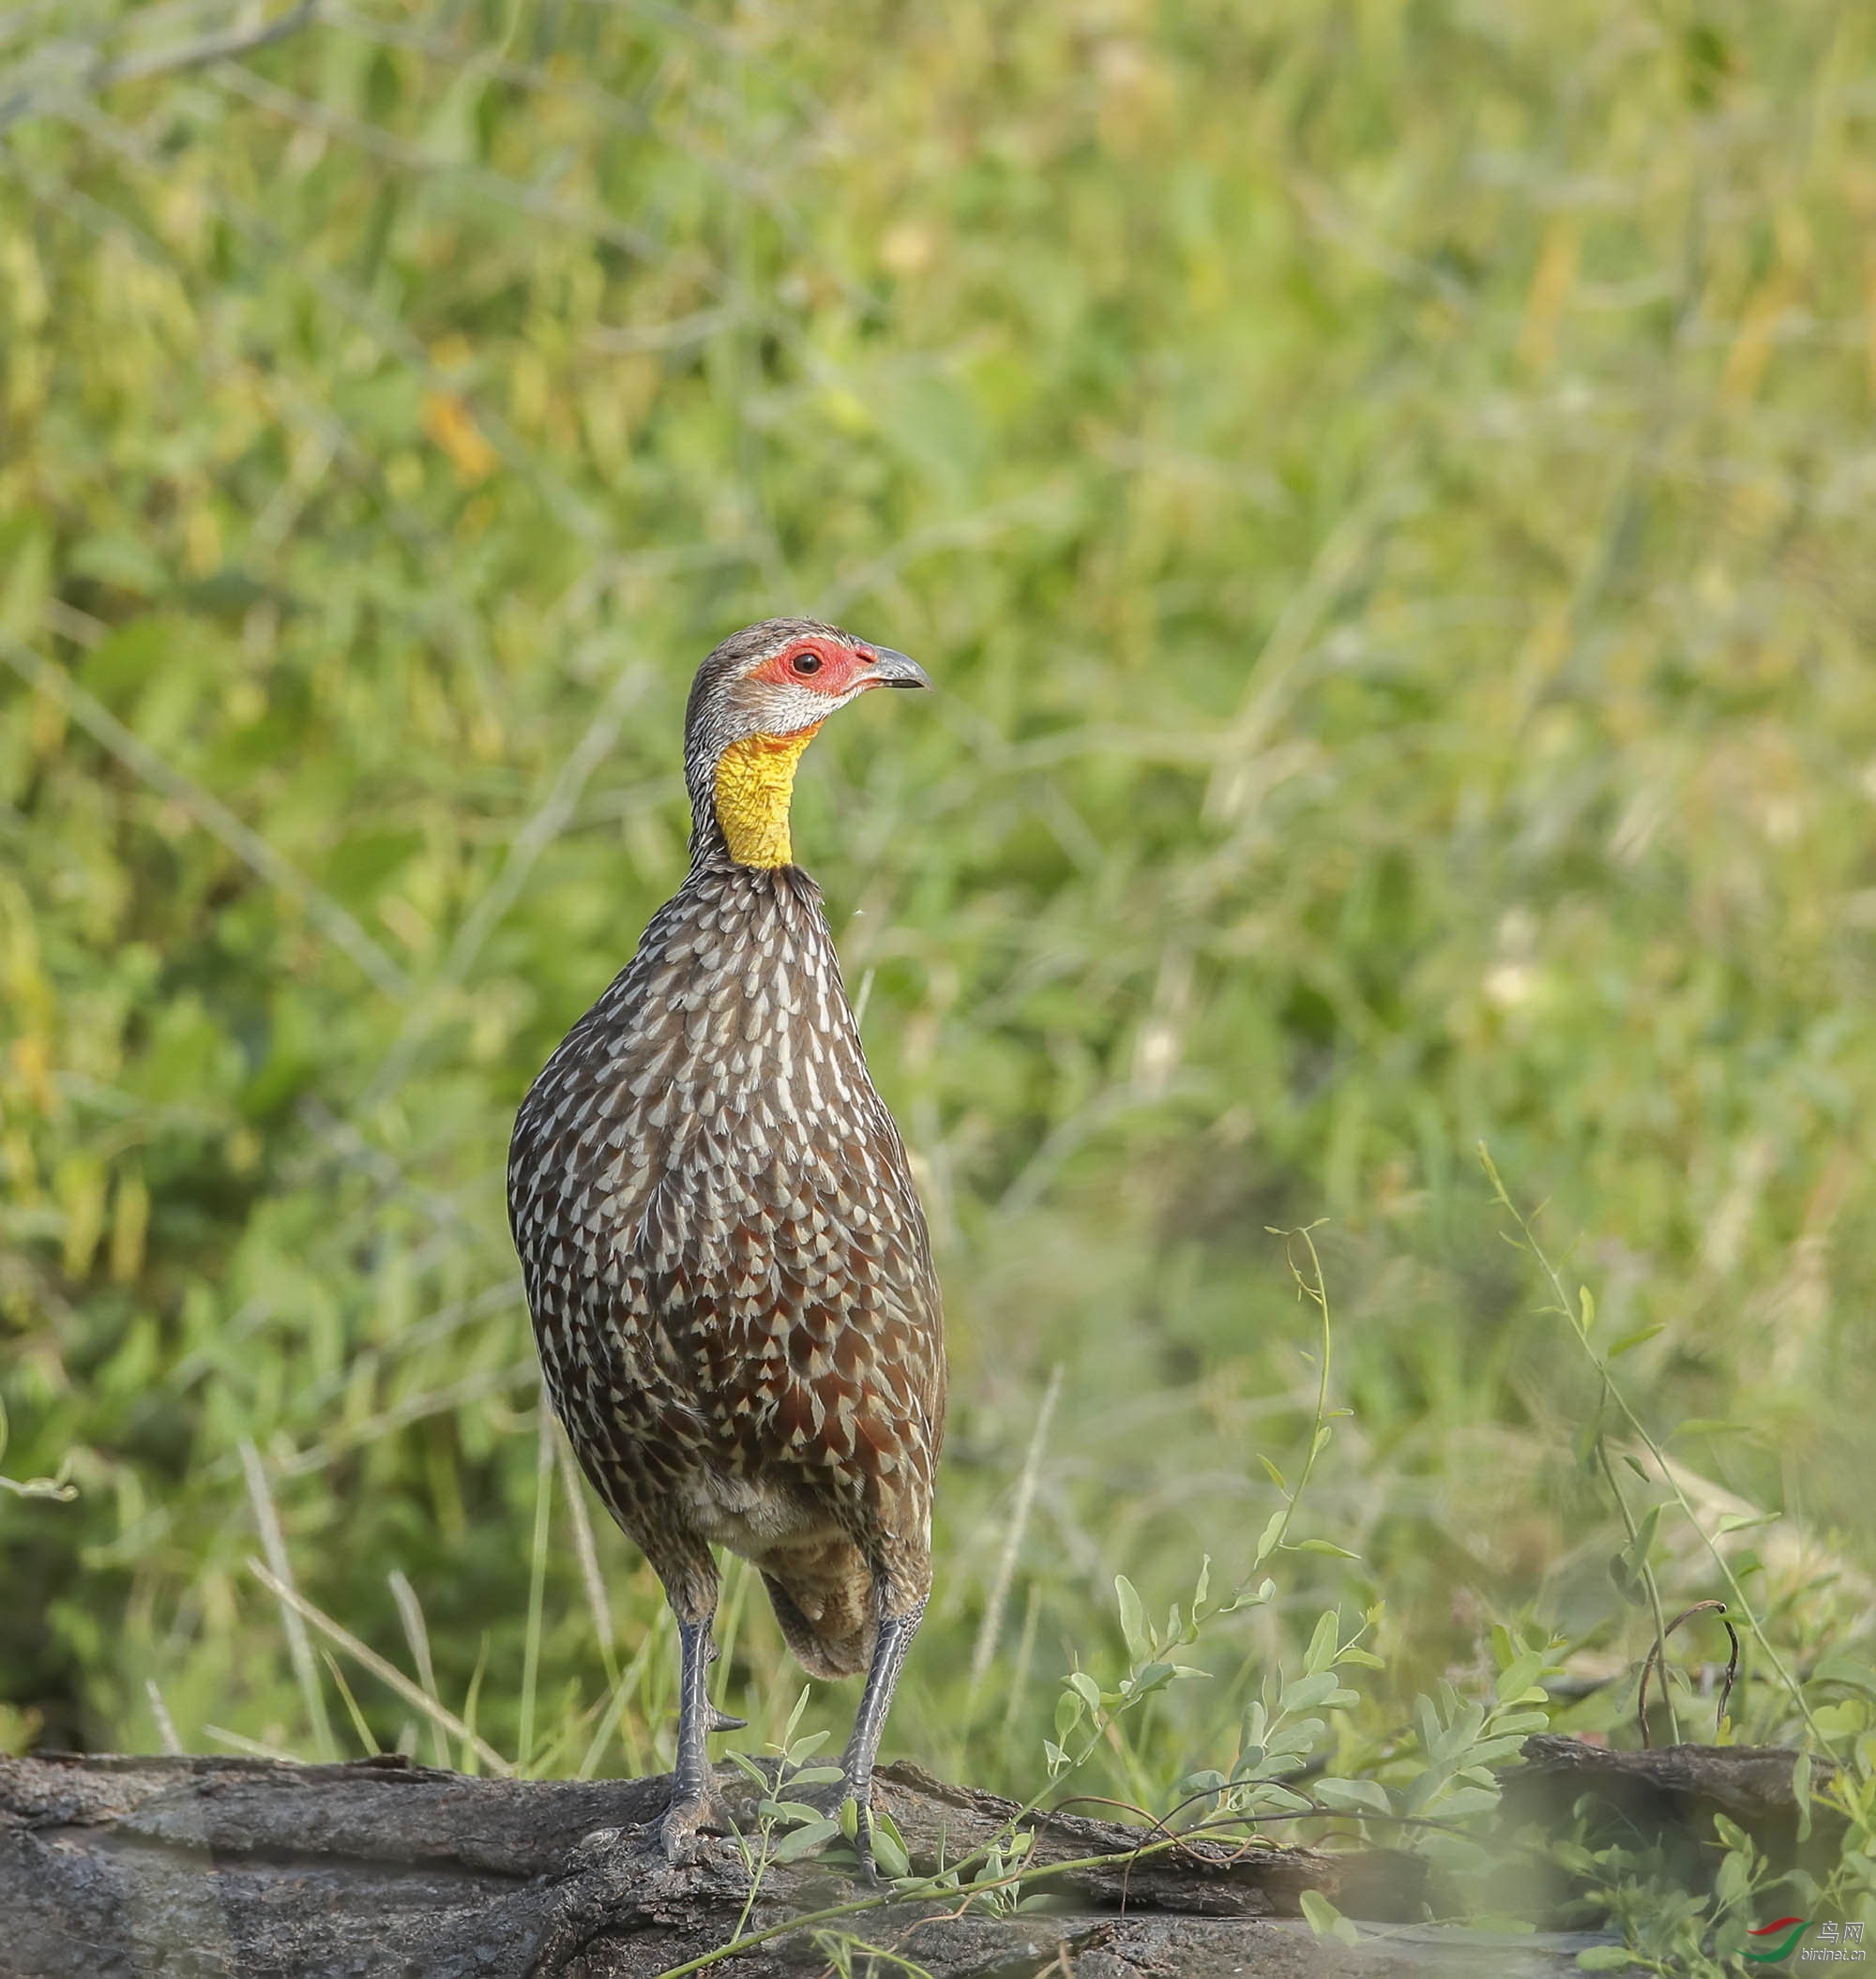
[653,1779,734,1866]
[527,1794,745,1977]
[844,1789,881,1886]
[815,1774,895,1885]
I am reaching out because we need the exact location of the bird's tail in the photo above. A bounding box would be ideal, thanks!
[762,1542,876,1679]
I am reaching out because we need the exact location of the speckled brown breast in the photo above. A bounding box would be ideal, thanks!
[507,854,945,1599]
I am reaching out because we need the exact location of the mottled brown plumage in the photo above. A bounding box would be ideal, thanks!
[508,618,943,1871]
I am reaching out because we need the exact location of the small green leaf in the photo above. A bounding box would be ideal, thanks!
[1467,1734,1535,1768]
[1259,1456,1287,1490]
[772,1816,840,1861]
[1633,1503,1664,1555]
[1298,1890,1360,1945]
[1067,1669,1102,1712]
[1291,1538,1363,1560]
[1115,1575,1150,1661]
[871,1809,912,1878]
[1607,1553,1648,1609]
[1252,1506,1287,1567]
[1572,1407,1606,1473]
[1495,1651,1546,1702]
[1298,1889,1337,1938]
[1810,1654,1876,1695]
[1574,1942,1642,1969]
[781,1684,812,1748]
[1124,1658,1175,1699]
[1607,1323,1664,1359]
[1313,1776,1391,1815]
[1278,1671,1356,1713]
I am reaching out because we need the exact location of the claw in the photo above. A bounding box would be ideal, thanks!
[706,1704,748,1733]
[530,1815,748,1977]
[653,1785,726,1867]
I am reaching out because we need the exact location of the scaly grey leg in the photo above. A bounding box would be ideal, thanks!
[654,1616,746,1864]
[837,1595,926,1881]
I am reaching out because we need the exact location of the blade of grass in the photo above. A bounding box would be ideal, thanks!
[144,1678,183,1757]
[578,1603,671,1781]
[238,1440,337,1761]
[552,1423,618,1685]
[203,1723,298,1762]
[970,1363,1063,1700]
[460,1637,491,1777]
[387,1570,451,1770]
[321,1648,382,1757]
[245,1556,512,1775]
[519,1399,555,1772]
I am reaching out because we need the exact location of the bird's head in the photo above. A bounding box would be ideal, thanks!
[683,617,930,868]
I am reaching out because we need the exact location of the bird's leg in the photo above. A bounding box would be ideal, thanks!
[655,1613,743,1864]
[837,1590,926,1882]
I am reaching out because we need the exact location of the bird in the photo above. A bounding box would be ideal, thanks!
[507,618,946,1875]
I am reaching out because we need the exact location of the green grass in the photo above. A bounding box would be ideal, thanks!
[3,0,1876,1916]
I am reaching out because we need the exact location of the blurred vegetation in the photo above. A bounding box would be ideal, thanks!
[3,0,1875,1898]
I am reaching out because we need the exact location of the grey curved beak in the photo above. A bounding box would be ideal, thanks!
[869,645,931,690]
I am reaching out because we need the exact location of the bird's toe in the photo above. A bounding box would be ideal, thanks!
[654,1784,731,1867]
[529,1805,748,1976]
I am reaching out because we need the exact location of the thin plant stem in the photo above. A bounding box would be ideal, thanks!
[519,1403,556,1771]
[1479,1145,1828,1752]
[1596,1436,1681,1745]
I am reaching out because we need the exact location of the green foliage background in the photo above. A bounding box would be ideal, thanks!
[3,0,1874,1814]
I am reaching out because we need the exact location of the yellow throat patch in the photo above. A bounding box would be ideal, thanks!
[713,726,822,867]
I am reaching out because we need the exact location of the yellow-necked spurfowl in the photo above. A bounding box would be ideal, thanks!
[508,619,945,1873]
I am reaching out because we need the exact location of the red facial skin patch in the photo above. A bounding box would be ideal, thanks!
[749,638,882,698]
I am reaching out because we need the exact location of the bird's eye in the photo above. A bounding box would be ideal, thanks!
[790,651,822,675]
